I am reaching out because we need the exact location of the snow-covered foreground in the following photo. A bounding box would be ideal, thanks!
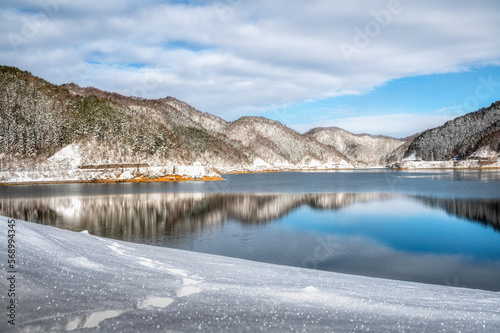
[1,217,499,332]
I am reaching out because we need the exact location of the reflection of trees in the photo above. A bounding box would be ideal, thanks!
[1,193,498,242]
[415,196,500,232]
[0,193,393,241]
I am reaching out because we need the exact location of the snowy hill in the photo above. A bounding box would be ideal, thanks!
[2,65,500,182]
[306,127,407,167]
[225,117,351,170]
[0,66,352,183]
[395,101,500,168]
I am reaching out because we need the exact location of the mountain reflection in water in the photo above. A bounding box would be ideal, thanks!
[0,193,383,238]
[2,192,500,290]
[415,196,499,231]
[1,192,498,240]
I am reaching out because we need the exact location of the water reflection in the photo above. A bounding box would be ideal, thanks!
[1,192,498,238]
[0,193,396,240]
[416,196,500,231]
[1,192,500,290]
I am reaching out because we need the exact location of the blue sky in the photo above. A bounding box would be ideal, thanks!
[1,0,500,137]
[261,65,500,135]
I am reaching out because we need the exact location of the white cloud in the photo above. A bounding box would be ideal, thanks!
[1,0,499,131]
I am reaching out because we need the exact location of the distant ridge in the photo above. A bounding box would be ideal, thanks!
[305,126,407,167]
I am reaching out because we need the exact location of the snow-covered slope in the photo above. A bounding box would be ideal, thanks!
[0,66,352,183]
[306,127,406,167]
[2,65,499,181]
[2,216,499,332]
[225,117,352,171]
[395,101,500,168]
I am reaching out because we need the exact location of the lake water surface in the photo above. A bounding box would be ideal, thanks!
[1,169,499,291]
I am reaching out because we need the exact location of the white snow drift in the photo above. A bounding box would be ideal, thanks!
[1,216,499,332]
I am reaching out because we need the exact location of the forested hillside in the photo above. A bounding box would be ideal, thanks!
[2,65,499,182]
[2,68,255,174]
[0,66,351,182]
[404,102,500,161]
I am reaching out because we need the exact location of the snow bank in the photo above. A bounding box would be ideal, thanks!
[219,156,355,173]
[0,143,223,183]
[394,159,500,169]
[393,147,500,169]
[1,216,499,332]
[394,160,455,169]
[0,164,221,184]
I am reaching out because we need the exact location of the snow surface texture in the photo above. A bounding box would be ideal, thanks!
[1,216,499,332]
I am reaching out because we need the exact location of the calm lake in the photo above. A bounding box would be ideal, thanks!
[1,169,500,291]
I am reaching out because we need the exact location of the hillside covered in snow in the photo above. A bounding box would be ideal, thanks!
[0,66,352,183]
[305,127,408,167]
[2,216,499,332]
[1,65,500,183]
[396,101,500,169]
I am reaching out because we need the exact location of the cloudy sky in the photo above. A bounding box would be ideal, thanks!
[1,0,500,137]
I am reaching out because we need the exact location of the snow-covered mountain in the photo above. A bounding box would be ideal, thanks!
[395,101,500,168]
[305,127,407,167]
[0,66,352,183]
[225,117,351,170]
[1,65,499,183]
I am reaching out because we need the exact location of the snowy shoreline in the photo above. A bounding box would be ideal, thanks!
[392,148,500,169]
[2,142,499,185]
[0,161,500,186]
[0,165,224,185]
[1,216,499,332]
